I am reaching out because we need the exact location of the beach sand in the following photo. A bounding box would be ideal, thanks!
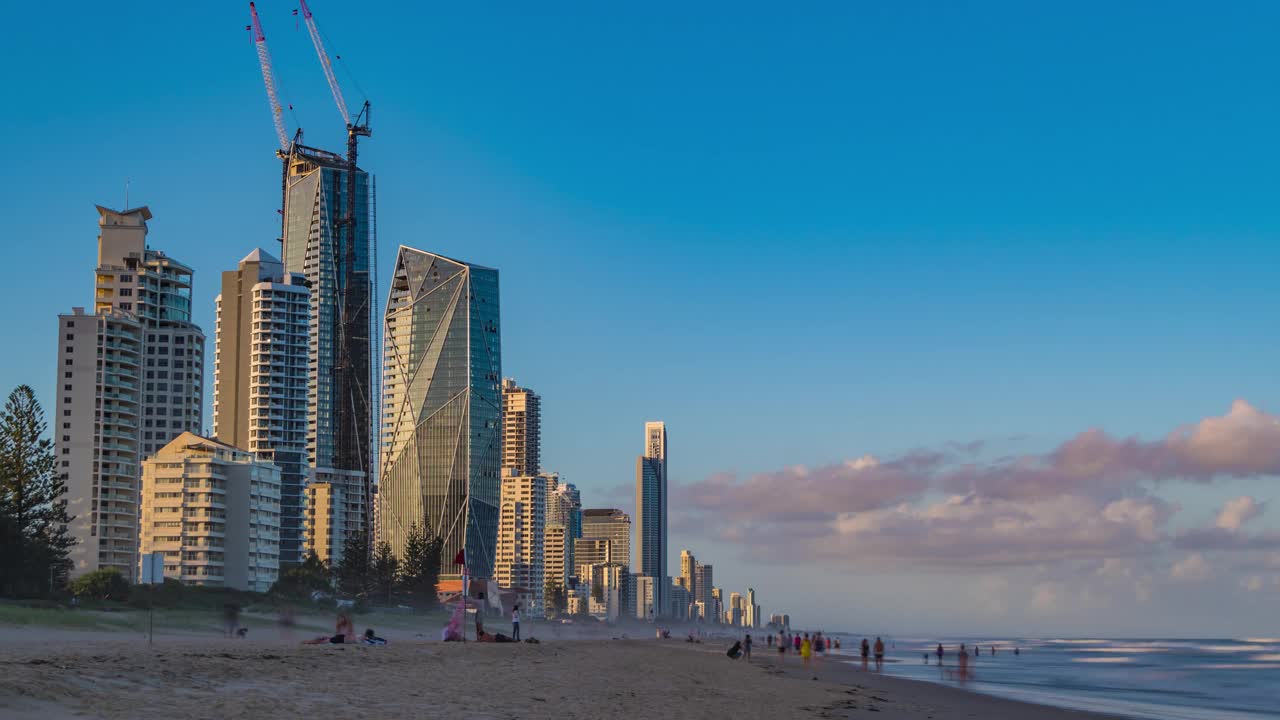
[0,626,1117,719]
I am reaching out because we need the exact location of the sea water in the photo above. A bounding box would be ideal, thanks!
[827,636,1280,719]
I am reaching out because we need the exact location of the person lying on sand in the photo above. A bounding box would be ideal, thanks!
[362,629,387,645]
[727,640,743,659]
[304,613,356,645]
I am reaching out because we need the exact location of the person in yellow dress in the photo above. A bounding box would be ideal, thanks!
[801,633,813,666]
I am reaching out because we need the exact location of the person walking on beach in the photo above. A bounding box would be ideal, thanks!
[958,643,971,680]
[801,633,813,667]
[745,634,753,661]
[874,636,885,670]
[512,604,521,641]
[860,638,870,667]
[794,633,802,652]
[936,643,945,664]
[767,633,774,648]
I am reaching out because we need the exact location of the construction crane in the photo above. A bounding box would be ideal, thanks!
[248,2,290,152]
[295,0,375,526]
[298,0,350,126]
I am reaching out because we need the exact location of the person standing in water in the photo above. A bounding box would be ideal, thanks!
[801,633,813,667]
[936,643,945,664]
[873,636,885,670]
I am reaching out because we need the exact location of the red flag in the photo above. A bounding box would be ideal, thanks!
[453,549,466,566]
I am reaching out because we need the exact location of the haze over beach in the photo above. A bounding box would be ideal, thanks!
[2,1,1280,719]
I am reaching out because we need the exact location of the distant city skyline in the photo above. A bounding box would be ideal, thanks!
[5,1,1280,635]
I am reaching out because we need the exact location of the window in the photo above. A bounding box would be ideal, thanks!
[64,384,72,391]
[66,321,75,328]
[63,397,70,404]
[61,461,68,467]
[65,334,74,340]
[62,423,70,429]
[62,435,69,442]
[62,448,69,455]
[63,410,70,416]
[64,372,72,378]
[65,346,73,354]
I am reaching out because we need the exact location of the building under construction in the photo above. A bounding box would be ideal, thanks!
[280,142,373,513]
[248,2,377,538]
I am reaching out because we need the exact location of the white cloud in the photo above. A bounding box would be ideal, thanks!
[1170,553,1212,582]
[1216,496,1264,531]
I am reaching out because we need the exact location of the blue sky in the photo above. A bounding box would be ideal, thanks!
[3,1,1280,635]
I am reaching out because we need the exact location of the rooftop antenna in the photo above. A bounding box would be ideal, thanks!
[124,178,130,210]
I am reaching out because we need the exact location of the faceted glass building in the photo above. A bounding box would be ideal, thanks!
[378,247,502,579]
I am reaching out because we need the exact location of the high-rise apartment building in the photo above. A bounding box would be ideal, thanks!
[746,587,759,628]
[57,206,204,581]
[545,475,582,582]
[57,308,141,579]
[582,509,630,570]
[544,524,568,589]
[636,421,667,615]
[138,432,280,591]
[303,467,366,565]
[495,471,546,613]
[501,379,540,475]
[378,247,502,578]
[729,591,744,626]
[213,249,310,564]
[281,145,373,518]
[697,563,716,622]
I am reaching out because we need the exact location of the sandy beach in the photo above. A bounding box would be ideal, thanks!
[0,622,1120,720]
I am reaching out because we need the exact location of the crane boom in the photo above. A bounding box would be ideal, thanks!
[298,0,351,126]
[249,2,290,151]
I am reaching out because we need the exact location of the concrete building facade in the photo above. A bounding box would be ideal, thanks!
[56,206,204,581]
[495,471,546,613]
[213,248,310,564]
[138,432,280,591]
[501,379,540,475]
[302,467,366,565]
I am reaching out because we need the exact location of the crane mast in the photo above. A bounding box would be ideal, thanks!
[248,2,290,152]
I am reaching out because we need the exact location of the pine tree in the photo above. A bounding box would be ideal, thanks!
[398,521,443,609]
[335,528,371,598]
[0,385,75,598]
[371,541,400,606]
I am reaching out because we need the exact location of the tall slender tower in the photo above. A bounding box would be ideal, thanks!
[56,205,204,581]
[378,247,502,578]
[635,421,668,614]
[281,144,373,520]
[501,378,541,475]
[213,249,310,564]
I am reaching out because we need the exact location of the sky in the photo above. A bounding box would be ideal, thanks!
[2,0,1280,636]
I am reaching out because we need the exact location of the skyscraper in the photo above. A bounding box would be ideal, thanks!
[213,249,310,564]
[635,421,667,614]
[378,247,502,578]
[281,144,373,518]
[495,470,546,613]
[501,378,540,475]
[57,206,204,580]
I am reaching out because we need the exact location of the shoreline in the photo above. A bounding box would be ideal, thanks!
[0,624,1129,720]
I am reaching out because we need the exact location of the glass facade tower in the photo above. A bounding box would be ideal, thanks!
[378,247,502,579]
[281,145,372,513]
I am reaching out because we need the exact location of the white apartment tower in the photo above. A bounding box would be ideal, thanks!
[56,206,204,581]
[138,432,281,591]
[501,378,541,475]
[213,248,311,564]
[496,471,546,613]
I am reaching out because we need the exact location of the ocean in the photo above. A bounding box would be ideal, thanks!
[826,636,1280,719]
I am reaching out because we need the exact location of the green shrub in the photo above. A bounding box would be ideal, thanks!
[69,569,129,602]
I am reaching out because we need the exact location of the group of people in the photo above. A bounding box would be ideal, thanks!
[926,642,1020,664]
[766,631,836,666]
[303,614,386,645]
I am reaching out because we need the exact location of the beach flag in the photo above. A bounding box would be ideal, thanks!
[453,548,466,567]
